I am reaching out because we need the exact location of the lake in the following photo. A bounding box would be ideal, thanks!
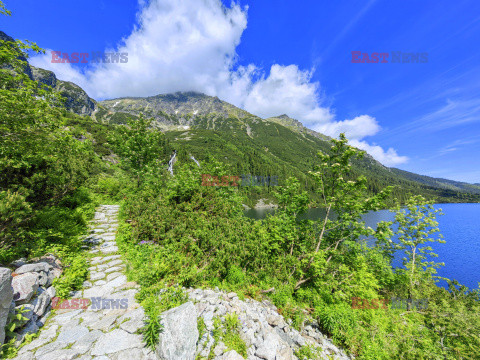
[244,203,480,290]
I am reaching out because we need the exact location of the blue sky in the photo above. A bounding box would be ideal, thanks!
[2,0,480,182]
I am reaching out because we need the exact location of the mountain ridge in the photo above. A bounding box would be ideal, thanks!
[2,28,478,200]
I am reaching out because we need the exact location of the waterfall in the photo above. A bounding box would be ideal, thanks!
[190,155,200,167]
[168,150,177,175]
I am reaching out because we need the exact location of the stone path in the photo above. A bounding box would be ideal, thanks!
[14,205,154,360]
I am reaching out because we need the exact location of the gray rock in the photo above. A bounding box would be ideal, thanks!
[34,340,66,357]
[14,352,35,360]
[37,348,82,360]
[15,304,36,327]
[10,258,27,268]
[106,272,123,281]
[37,270,54,287]
[56,325,89,343]
[20,324,59,351]
[157,301,198,360]
[94,212,106,220]
[14,320,39,345]
[36,306,51,328]
[91,329,143,355]
[31,288,51,317]
[101,246,118,254]
[105,266,123,274]
[255,331,288,360]
[15,262,51,275]
[118,307,145,333]
[221,350,246,360]
[89,313,118,331]
[12,272,39,304]
[71,329,103,354]
[107,259,123,267]
[214,341,227,356]
[90,272,106,281]
[0,268,13,345]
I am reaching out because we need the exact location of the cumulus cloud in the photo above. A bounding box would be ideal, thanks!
[314,115,408,166]
[29,0,407,167]
[314,115,380,140]
[350,140,409,167]
[243,65,334,124]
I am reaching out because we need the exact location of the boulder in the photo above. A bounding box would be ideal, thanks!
[156,301,198,360]
[0,268,14,345]
[255,330,292,360]
[31,254,62,270]
[12,272,39,304]
[37,270,54,287]
[15,262,52,275]
[9,258,27,268]
[31,288,52,317]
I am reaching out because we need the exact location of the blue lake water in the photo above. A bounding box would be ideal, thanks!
[244,203,480,290]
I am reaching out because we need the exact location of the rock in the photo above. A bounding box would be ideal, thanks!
[221,350,246,360]
[36,306,51,328]
[214,341,227,356]
[15,303,36,327]
[56,325,90,343]
[31,288,51,317]
[10,258,27,268]
[37,348,82,360]
[19,324,59,352]
[90,272,106,281]
[94,212,106,220]
[266,315,282,327]
[45,286,56,298]
[91,329,143,355]
[52,268,63,278]
[118,307,144,334]
[157,301,198,360]
[255,331,288,360]
[0,268,13,345]
[30,254,62,270]
[37,270,54,287]
[71,329,103,354]
[12,272,39,304]
[15,320,39,345]
[15,262,52,275]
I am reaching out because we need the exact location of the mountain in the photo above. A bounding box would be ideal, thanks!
[95,92,480,203]
[31,66,97,115]
[2,29,478,203]
[97,91,252,130]
[391,168,480,195]
[266,114,331,141]
[0,30,97,115]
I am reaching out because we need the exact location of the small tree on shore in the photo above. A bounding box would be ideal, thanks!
[393,195,445,302]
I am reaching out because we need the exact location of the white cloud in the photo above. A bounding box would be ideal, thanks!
[350,140,409,166]
[314,115,408,166]
[243,64,334,124]
[314,115,380,140]
[29,0,407,167]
